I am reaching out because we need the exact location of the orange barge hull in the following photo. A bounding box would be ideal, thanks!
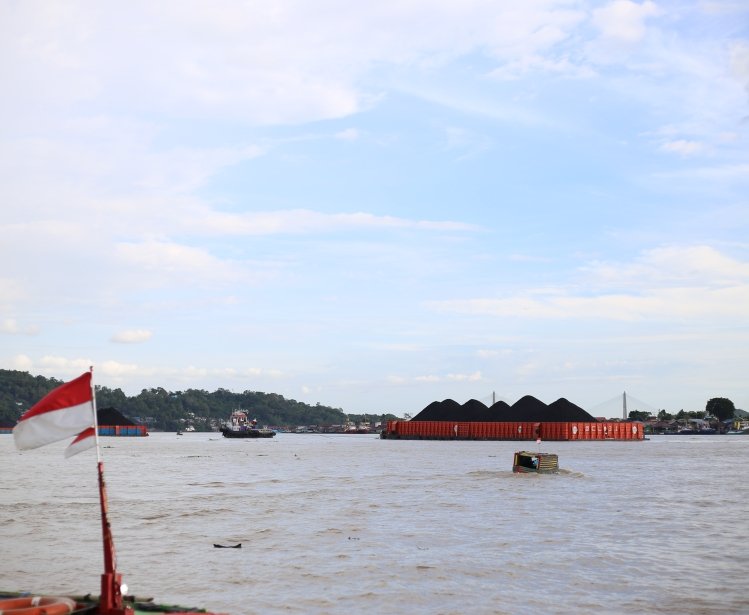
[380,420,643,440]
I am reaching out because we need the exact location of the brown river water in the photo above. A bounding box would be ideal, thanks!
[2,433,748,614]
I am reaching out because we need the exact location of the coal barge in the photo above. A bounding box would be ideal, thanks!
[380,396,644,441]
[1,407,147,437]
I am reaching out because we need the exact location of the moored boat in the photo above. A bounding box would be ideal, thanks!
[0,591,224,614]
[512,451,559,474]
[220,410,275,438]
[727,419,749,434]
[343,419,371,434]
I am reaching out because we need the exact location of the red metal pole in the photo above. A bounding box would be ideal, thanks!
[98,460,133,615]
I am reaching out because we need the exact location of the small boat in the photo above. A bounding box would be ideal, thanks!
[0,591,225,614]
[512,451,559,474]
[343,418,371,434]
[220,410,275,439]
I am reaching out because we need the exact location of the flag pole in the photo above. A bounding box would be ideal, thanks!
[90,366,133,615]
[92,366,102,464]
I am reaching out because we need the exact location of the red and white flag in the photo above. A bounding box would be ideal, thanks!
[13,372,96,451]
[65,426,97,458]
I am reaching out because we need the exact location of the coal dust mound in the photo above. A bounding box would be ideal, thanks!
[412,396,596,422]
[97,406,140,426]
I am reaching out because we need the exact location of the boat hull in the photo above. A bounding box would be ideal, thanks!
[381,420,644,440]
[220,427,275,438]
[0,591,224,614]
[512,451,559,474]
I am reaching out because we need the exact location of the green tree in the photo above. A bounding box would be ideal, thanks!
[657,409,673,421]
[628,410,651,421]
[705,397,735,421]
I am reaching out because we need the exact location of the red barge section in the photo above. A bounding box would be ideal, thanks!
[381,419,643,440]
[380,395,644,441]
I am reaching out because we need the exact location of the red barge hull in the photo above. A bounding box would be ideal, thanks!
[381,420,643,440]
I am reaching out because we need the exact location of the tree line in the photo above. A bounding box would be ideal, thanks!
[627,397,737,422]
[0,369,396,432]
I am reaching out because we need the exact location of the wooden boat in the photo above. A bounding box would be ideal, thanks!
[512,451,559,474]
[220,410,275,438]
[0,591,224,614]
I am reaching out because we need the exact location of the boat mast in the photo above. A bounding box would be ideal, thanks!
[91,367,133,615]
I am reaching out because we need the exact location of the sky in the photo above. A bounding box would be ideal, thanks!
[1,1,748,418]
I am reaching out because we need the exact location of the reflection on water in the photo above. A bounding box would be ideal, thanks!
[1,434,748,614]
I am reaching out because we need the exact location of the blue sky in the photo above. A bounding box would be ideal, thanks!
[2,1,748,417]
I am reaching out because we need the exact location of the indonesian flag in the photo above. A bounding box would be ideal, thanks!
[13,372,96,451]
[65,426,97,458]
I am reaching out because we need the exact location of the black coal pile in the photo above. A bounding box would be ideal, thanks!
[97,406,139,426]
[461,399,492,421]
[547,398,596,421]
[412,395,596,422]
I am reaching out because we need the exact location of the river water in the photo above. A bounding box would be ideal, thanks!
[1,433,747,614]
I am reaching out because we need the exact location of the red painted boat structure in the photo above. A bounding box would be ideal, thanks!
[380,420,644,440]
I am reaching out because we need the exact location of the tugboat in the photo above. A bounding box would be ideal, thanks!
[344,418,371,434]
[220,410,276,439]
[512,451,559,474]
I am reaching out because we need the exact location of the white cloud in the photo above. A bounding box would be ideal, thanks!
[585,245,749,288]
[1,2,747,414]
[135,145,265,194]
[477,348,514,358]
[7,356,284,389]
[592,1,661,44]
[488,54,597,80]
[182,209,480,236]
[394,371,482,384]
[731,42,749,99]
[111,329,153,344]
[0,1,598,128]
[442,126,492,159]
[38,355,92,371]
[335,128,360,141]
[414,374,441,383]
[100,361,140,377]
[11,355,95,379]
[114,240,243,283]
[446,371,483,382]
[2,319,21,334]
[427,246,749,322]
[653,163,749,183]
[700,1,748,14]
[659,139,705,156]
[11,354,33,371]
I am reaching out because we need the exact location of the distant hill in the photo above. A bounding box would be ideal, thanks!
[0,369,395,431]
